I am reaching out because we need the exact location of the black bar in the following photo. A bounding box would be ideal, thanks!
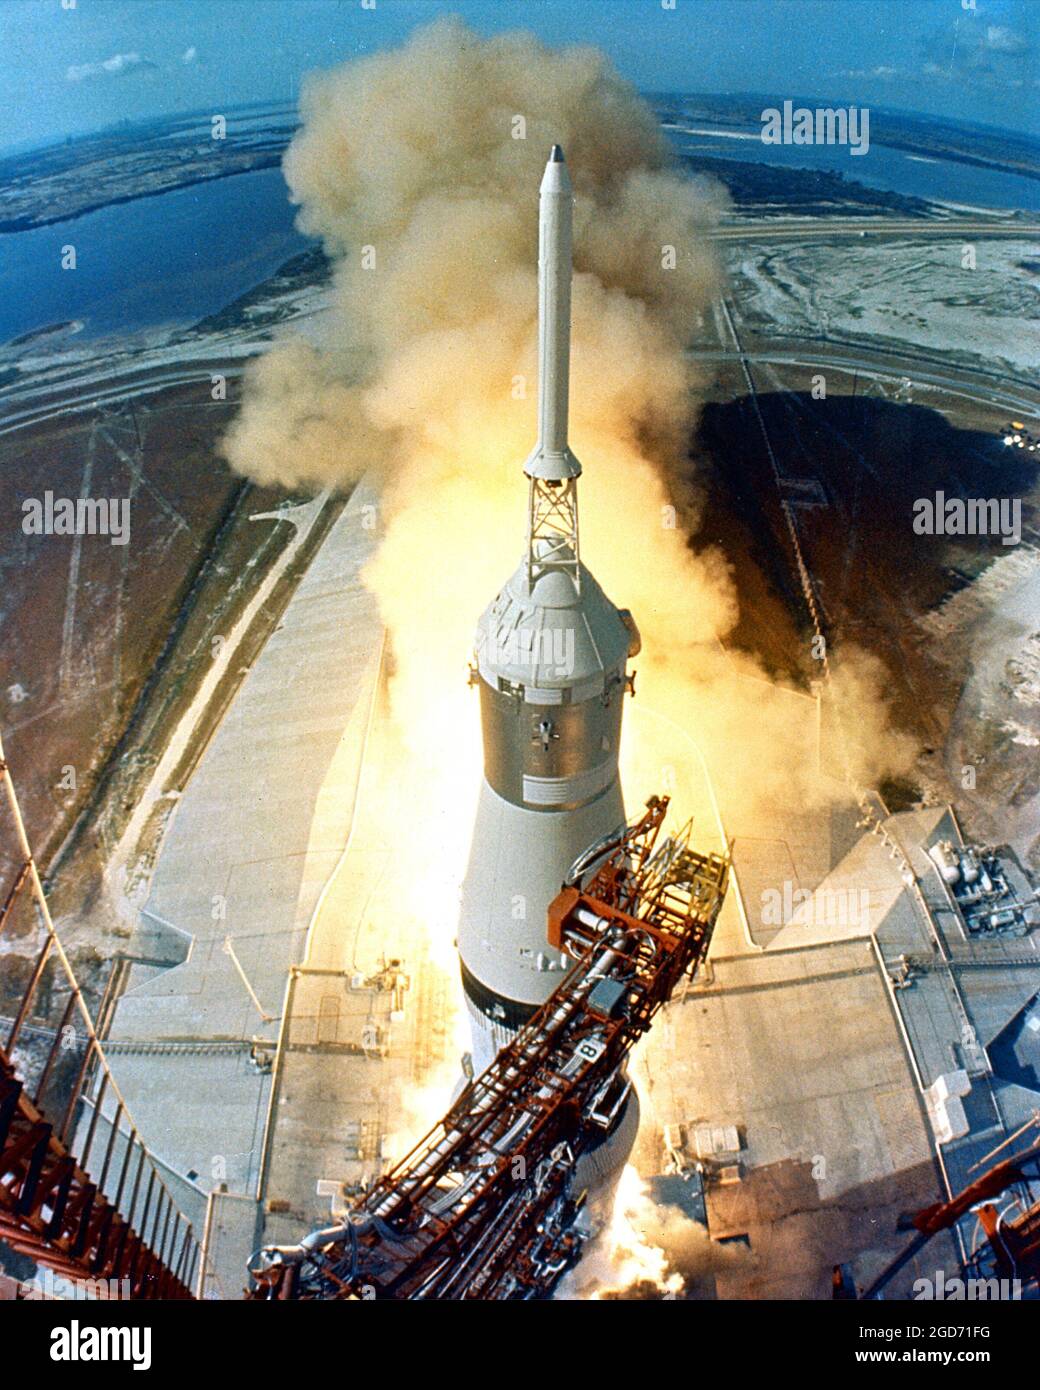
[77,1067,107,1173]
[7,937,52,1053]
[95,1097,122,1195]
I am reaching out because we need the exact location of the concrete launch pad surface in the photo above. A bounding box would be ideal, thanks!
[85,482,384,1295]
[636,789,1040,1298]
[640,939,955,1297]
[257,665,462,1253]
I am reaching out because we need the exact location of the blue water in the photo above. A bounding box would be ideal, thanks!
[1,117,1033,351]
[665,123,1040,213]
[0,166,310,345]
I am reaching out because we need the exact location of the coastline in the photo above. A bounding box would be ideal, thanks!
[0,152,285,235]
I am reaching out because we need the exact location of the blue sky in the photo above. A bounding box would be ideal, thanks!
[1,0,1037,152]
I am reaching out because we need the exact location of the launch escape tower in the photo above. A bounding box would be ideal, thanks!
[457,147,641,1075]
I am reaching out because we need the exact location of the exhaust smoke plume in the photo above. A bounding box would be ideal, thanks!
[558,1165,753,1300]
[221,18,913,1133]
[222,17,910,835]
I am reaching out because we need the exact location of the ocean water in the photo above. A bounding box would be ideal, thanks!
[665,123,1040,212]
[1,115,1034,352]
[0,165,310,345]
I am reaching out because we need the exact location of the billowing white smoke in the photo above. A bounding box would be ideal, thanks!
[222,18,910,837]
[557,1165,752,1300]
[220,13,913,1172]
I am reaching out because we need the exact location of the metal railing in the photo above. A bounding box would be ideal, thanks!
[0,730,198,1298]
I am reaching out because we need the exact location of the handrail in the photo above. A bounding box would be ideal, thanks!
[0,730,200,1298]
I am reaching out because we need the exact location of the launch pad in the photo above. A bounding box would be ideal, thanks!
[248,797,728,1299]
[2,97,1037,1312]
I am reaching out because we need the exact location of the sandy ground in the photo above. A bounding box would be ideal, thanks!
[730,237,1040,379]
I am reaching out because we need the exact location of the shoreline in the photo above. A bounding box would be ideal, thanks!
[4,116,1036,243]
[0,153,285,235]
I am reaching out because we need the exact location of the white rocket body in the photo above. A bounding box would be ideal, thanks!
[458,147,639,1075]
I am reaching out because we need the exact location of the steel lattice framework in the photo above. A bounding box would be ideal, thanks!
[0,733,198,1299]
[848,1128,1040,1300]
[526,476,580,590]
[248,796,728,1300]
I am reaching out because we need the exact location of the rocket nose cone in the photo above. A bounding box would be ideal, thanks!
[540,144,572,195]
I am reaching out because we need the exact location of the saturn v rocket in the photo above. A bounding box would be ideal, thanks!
[457,146,641,1079]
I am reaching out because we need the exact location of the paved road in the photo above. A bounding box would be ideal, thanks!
[0,358,249,437]
[711,217,1040,242]
[689,343,1039,418]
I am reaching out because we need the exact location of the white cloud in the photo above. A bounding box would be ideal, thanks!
[841,65,903,81]
[182,46,198,65]
[913,16,1032,92]
[66,51,156,83]
[984,26,1028,56]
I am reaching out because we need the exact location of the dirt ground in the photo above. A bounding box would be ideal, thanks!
[0,378,309,1004]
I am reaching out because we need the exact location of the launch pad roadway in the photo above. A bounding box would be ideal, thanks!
[82,512,995,1300]
[79,478,1040,1299]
